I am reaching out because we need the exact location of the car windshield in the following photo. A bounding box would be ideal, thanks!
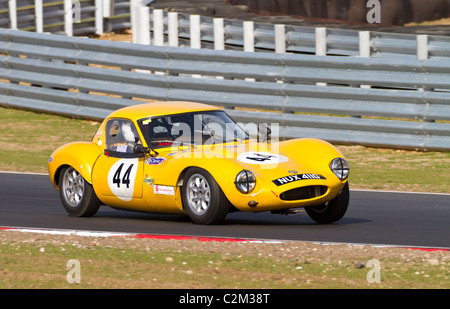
[138,110,249,148]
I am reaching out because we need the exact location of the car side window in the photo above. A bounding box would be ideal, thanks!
[105,119,141,157]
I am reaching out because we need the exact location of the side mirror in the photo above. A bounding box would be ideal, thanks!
[133,144,159,157]
[133,144,147,155]
[257,123,271,143]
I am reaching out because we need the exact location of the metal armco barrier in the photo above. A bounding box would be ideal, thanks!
[2,1,450,60]
[0,29,449,151]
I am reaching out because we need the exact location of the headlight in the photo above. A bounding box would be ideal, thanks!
[235,170,256,193]
[330,158,350,181]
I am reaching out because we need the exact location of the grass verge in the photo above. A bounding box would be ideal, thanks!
[0,106,99,173]
[0,231,448,289]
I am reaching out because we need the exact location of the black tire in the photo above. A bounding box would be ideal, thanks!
[182,167,230,225]
[59,166,101,217]
[305,182,349,224]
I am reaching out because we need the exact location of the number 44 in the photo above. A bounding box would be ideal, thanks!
[113,163,134,188]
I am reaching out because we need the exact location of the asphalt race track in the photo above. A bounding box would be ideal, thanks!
[0,172,449,249]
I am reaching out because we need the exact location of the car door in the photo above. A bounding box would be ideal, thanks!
[92,118,144,202]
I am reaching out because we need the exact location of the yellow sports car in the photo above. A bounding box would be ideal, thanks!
[48,101,350,225]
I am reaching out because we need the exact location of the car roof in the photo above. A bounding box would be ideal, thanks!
[107,101,221,121]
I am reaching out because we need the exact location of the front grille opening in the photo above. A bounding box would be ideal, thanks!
[280,185,328,201]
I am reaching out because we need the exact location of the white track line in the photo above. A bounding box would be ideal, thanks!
[0,226,135,237]
[1,226,449,250]
[0,171,48,176]
[0,226,277,243]
[351,189,450,196]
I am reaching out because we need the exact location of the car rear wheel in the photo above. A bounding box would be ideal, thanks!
[182,168,230,225]
[305,182,349,224]
[59,166,101,217]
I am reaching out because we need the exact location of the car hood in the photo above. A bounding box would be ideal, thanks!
[163,139,343,182]
[225,143,328,179]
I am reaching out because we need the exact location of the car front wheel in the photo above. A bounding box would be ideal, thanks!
[59,166,101,217]
[305,182,349,224]
[182,168,230,225]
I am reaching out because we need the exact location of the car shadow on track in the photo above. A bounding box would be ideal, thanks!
[94,208,370,226]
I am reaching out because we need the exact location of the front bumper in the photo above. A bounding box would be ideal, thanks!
[227,179,347,212]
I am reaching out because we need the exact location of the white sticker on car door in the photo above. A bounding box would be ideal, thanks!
[107,159,139,201]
